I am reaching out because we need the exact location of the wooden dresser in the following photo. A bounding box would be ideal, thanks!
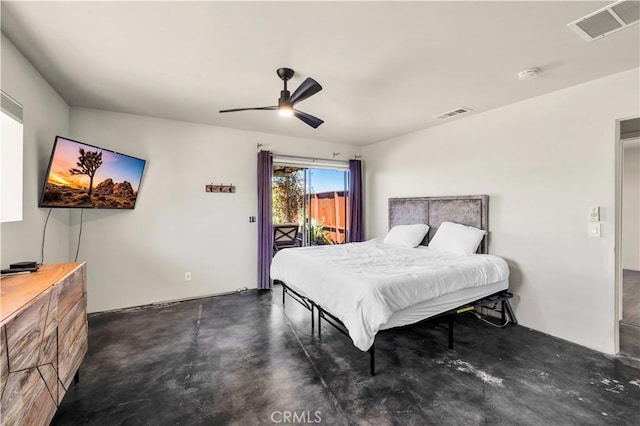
[0,262,88,426]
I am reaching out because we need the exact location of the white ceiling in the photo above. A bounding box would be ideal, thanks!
[2,1,639,146]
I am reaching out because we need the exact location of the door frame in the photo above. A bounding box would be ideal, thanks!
[614,115,640,354]
[272,155,350,247]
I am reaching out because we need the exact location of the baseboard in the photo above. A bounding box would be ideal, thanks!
[89,287,254,317]
[622,266,640,272]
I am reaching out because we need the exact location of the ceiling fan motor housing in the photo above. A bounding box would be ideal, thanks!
[279,90,291,105]
[277,68,295,81]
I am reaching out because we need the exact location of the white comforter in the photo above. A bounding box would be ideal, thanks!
[270,239,509,351]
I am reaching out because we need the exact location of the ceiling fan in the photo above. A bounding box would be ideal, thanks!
[219,68,324,129]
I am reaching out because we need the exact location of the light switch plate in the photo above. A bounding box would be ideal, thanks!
[589,222,601,237]
[589,206,600,222]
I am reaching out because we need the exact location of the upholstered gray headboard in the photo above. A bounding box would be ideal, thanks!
[388,195,489,254]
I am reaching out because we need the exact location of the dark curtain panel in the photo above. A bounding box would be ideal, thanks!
[257,150,273,290]
[348,159,364,242]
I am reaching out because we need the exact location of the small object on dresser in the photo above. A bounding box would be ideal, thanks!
[1,266,39,275]
[10,260,38,269]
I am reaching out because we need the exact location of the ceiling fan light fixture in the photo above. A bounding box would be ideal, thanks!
[278,93,294,117]
[278,104,294,117]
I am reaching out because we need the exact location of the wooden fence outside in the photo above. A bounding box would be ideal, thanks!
[308,190,347,244]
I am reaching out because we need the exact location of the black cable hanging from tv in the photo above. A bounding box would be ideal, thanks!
[40,208,52,265]
[74,208,84,262]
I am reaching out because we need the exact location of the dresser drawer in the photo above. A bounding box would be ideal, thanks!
[1,366,56,426]
[57,264,85,320]
[4,289,55,372]
[58,295,88,392]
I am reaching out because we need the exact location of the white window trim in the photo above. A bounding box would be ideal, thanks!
[1,90,24,223]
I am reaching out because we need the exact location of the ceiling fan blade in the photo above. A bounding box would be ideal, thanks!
[219,106,277,113]
[288,78,323,105]
[293,109,324,129]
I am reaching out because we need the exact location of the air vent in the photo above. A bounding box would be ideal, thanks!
[568,0,640,41]
[432,107,472,120]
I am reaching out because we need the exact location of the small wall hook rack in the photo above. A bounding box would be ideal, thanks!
[206,183,236,193]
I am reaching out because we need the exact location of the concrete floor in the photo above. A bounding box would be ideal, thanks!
[53,286,640,426]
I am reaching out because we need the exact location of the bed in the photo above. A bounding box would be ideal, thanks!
[270,195,517,374]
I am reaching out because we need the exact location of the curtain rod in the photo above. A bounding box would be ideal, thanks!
[272,153,349,164]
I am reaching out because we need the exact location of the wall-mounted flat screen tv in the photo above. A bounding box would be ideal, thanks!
[39,136,146,209]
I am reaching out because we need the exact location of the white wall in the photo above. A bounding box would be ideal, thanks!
[1,34,71,266]
[622,142,640,271]
[363,68,640,354]
[70,108,360,312]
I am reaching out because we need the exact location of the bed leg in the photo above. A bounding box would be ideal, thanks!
[311,303,315,333]
[318,307,322,339]
[282,285,286,306]
[448,316,454,349]
[369,344,375,376]
[504,299,518,324]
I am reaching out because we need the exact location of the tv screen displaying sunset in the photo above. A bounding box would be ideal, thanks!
[40,137,146,209]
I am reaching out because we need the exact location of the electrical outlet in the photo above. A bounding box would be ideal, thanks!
[185,272,192,281]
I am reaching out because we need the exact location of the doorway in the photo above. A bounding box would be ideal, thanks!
[617,117,640,359]
[272,158,349,252]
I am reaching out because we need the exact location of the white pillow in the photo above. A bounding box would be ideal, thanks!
[383,224,430,248]
[428,222,487,255]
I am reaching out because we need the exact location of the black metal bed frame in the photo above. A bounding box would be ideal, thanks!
[277,280,517,375]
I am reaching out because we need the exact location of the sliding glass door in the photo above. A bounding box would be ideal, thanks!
[302,168,348,246]
[272,160,349,250]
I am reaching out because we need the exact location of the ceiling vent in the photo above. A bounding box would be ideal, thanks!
[432,107,472,120]
[568,0,640,41]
